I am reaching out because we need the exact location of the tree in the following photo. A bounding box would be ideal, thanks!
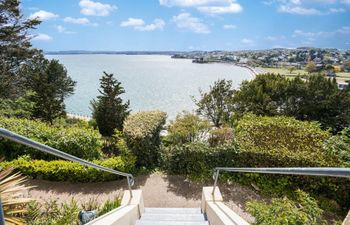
[24,57,76,124]
[91,72,130,136]
[193,79,234,128]
[343,60,350,72]
[233,74,350,132]
[166,111,210,145]
[0,0,41,99]
[305,61,317,74]
[288,66,296,74]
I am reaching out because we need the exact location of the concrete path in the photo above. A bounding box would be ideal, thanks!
[25,172,260,223]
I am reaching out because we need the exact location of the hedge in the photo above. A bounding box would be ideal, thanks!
[0,117,103,160]
[235,114,339,167]
[234,114,349,210]
[0,156,135,182]
[123,111,166,166]
[161,142,239,178]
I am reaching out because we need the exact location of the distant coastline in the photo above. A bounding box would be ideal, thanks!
[45,50,185,55]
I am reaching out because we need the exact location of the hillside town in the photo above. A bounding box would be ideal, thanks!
[172,47,350,71]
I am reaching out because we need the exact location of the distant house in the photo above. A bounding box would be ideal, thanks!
[338,82,349,90]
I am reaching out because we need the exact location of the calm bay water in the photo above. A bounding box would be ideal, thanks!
[47,54,253,120]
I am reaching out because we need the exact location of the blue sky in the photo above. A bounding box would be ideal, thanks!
[22,0,350,51]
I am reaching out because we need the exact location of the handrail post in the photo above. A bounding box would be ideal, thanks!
[212,169,220,195]
[127,176,133,198]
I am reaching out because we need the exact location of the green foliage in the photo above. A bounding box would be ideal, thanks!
[0,156,135,182]
[23,57,76,124]
[123,111,166,167]
[323,128,350,166]
[91,72,130,136]
[26,199,79,225]
[98,197,121,216]
[247,190,326,225]
[235,114,350,210]
[193,79,234,127]
[165,111,210,145]
[0,0,41,99]
[0,91,35,119]
[0,117,103,160]
[161,142,239,178]
[235,114,334,166]
[305,61,317,73]
[26,196,121,225]
[232,74,350,132]
[342,60,350,72]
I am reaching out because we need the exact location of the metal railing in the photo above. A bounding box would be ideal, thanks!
[0,128,135,196]
[212,167,350,194]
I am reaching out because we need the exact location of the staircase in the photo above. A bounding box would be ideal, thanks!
[135,208,209,225]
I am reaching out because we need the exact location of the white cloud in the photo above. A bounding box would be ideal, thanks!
[79,0,117,16]
[338,26,350,34]
[223,24,237,29]
[293,29,333,37]
[29,10,58,21]
[241,38,254,44]
[197,2,242,14]
[136,19,165,31]
[64,17,98,26]
[278,5,321,15]
[56,25,75,34]
[120,18,145,27]
[32,33,52,41]
[159,0,242,14]
[328,7,346,13]
[120,18,165,31]
[160,0,231,7]
[266,35,286,41]
[172,13,210,34]
[268,0,348,15]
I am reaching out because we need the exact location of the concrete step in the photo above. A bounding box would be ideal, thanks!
[136,221,209,225]
[144,208,202,214]
[139,213,206,222]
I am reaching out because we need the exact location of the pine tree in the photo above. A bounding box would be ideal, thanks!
[91,72,130,136]
[0,0,41,99]
[24,57,76,124]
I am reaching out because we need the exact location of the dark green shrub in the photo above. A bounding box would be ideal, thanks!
[123,111,166,167]
[161,142,239,178]
[0,156,135,182]
[323,128,350,166]
[247,190,326,225]
[0,117,103,160]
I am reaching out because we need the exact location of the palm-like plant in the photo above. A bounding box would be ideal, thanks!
[0,167,32,225]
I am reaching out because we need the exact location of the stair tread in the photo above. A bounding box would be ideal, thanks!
[140,213,206,221]
[145,208,202,214]
[136,221,209,225]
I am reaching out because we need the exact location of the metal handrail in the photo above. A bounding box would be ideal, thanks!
[0,128,134,197]
[212,167,350,194]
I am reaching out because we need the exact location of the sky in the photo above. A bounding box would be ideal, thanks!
[22,0,350,51]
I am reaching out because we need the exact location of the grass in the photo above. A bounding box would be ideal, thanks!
[262,67,350,83]
[261,67,308,76]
